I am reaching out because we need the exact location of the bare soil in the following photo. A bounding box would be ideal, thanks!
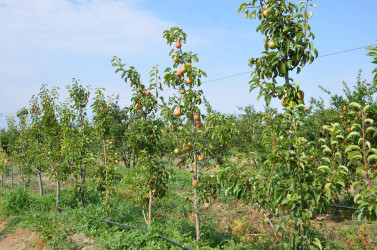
[0,220,45,250]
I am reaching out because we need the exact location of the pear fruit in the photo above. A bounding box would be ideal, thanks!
[281,97,289,107]
[268,40,276,49]
[176,69,183,77]
[198,154,205,161]
[186,77,193,84]
[173,54,179,62]
[263,8,268,17]
[180,65,187,73]
[175,39,182,49]
[197,121,203,128]
[297,90,304,100]
[174,107,182,116]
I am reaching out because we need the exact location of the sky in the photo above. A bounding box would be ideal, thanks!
[0,0,376,128]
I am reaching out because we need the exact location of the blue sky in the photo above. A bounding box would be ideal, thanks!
[0,0,376,128]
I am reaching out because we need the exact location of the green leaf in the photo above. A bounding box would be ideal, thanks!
[363,105,371,113]
[321,157,330,163]
[345,145,360,153]
[336,181,345,188]
[348,151,362,160]
[274,224,281,236]
[312,238,322,250]
[365,118,374,124]
[347,131,361,139]
[318,165,330,171]
[349,102,362,110]
[367,154,377,163]
[338,165,348,173]
[354,193,361,203]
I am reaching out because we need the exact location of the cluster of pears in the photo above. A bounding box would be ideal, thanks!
[173,39,193,85]
[261,5,278,50]
[281,84,304,107]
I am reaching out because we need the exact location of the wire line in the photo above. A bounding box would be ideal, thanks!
[117,43,377,100]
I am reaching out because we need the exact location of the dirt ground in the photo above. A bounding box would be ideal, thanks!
[0,220,45,250]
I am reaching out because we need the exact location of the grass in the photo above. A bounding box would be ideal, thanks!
[0,163,376,249]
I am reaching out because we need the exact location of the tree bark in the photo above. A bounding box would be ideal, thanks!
[148,190,153,229]
[24,177,29,192]
[56,179,61,207]
[103,140,110,221]
[192,125,200,249]
[10,158,13,189]
[38,170,44,196]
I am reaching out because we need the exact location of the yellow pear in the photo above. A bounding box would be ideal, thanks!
[268,40,276,49]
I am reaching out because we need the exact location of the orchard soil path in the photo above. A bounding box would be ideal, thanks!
[0,220,45,250]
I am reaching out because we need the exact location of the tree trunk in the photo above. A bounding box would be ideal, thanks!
[132,153,137,168]
[80,167,84,215]
[103,140,110,221]
[192,126,200,249]
[122,157,129,168]
[38,171,44,196]
[56,179,61,207]
[148,190,153,229]
[285,72,296,191]
[10,158,13,189]
[0,174,3,188]
[24,177,29,192]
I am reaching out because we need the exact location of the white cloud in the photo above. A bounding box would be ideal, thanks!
[0,0,173,55]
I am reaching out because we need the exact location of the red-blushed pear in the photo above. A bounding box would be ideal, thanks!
[193,113,200,121]
[180,64,187,73]
[84,94,87,101]
[197,121,203,128]
[179,88,186,94]
[212,193,217,199]
[175,39,182,49]
[174,107,182,116]
[192,179,198,186]
[52,167,56,173]
[135,103,142,110]
[145,91,151,96]
[176,69,183,77]
[186,77,193,85]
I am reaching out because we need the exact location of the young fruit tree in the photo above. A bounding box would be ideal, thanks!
[162,26,207,248]
[111,58,168,229]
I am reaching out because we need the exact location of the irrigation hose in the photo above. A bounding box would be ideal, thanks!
[56,206,192,250]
